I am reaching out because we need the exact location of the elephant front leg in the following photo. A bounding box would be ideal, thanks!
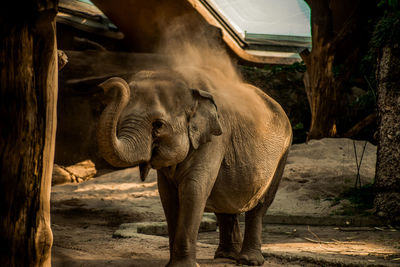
[157,171,202,267]
[157,171,179,261]
[160,141,223,266]
[167,179,210,267]
[214,213,242,260]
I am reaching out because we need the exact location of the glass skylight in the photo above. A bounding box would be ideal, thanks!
[207,0,311,47]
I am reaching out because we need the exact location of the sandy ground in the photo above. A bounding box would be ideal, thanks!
[51,139,400,266]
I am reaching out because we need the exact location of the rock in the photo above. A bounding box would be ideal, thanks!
[57,50,68,70]
[269,138,377,217]
[64,160,96,180]
[199,215,218,232]
[52,160,96,186]
[350,86,366,99]
[113,214,217,238]
[52,164,73,185]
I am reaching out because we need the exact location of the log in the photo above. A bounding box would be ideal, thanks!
[343,113,377,138]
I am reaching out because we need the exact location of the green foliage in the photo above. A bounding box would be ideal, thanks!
[263,61,306,74]
[293,122,304,130]
[360,2,400,105]
[378,0,400,9]
[240,65,260,72]
[370,11,400,49]
[341,183,374,208]
[370,0,400,51]
[350,89,376,109]
[292,122,307,144]
[331,183,375,216]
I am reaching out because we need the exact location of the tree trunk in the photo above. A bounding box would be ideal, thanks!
[0,1,58,266]
[374,45,400,225]
[301,0,362,140]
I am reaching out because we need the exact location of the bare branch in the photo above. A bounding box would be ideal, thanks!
[300,48,311,66]
[343,113,377,138]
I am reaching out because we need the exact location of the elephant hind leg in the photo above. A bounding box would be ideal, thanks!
[237,150,289,266]
[214,213,242,260]
[237,202,267,266]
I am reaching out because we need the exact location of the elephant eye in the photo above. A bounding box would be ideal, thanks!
[152,120,164,130]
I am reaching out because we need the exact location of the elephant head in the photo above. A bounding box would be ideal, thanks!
[97,71,222,180]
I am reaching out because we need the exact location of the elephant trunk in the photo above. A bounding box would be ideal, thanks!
[97,77,152,168]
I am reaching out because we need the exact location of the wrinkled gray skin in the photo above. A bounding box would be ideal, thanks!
[97,70,292,267]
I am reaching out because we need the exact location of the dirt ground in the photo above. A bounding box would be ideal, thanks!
[51,211,400,267]
[50,139,400,266]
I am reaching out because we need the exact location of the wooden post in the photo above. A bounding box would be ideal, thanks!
[0,1,58,266]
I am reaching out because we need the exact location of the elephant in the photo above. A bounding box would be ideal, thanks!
[96,69,292,266]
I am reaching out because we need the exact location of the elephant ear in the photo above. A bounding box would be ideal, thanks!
[189,89,222,149]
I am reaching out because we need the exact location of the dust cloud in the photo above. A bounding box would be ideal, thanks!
[157,15,243,87]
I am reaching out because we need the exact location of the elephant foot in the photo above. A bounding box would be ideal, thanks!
[237,249,264,266]
[214,244,240,260]
[166,259,199,267]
